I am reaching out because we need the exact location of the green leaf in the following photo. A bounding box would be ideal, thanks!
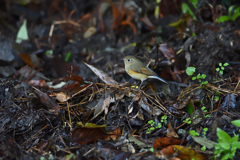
[182,3,189,14]
[189,130,199,136]
[149,127,155,131]
[219,142,230,150]
[181,3,196,20]
[219,63,222,66]
[162,115,167,120]
[228,5,235,16]
[231,135,239,143]
[214,96,219,101]
[203,128,208,132]
[217,128,231,142]
[191,135,217,149]
[201,146,206,151]
[190,0,198,7]
[220,70,223,75]
[221,66,224,70]
[186,66,196,76]
[196,73,200,79]
[221,152,232,160]
[223,63,229,67]
[232,12,240,21]
[231,120,240,127]
[148,120,154,124]
[192,77,197,80]
[65,52,71,62]
[149,147,154,152]
[232,141,240,149]
[234,6,240,14]
[216,68,220,71]
[202,81,208,85]
[217,16,231,22]
[16,19,29,44]
[156,123,162,128]
[201,74,206,79]
[169,19,184,27]
[188,103,194,115]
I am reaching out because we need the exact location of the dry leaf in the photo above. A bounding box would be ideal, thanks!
[84,62,118,85]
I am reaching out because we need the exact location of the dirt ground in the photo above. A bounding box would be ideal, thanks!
[0,0,240,160]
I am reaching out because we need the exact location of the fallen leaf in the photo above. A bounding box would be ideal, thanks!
[161,145,207,160]
[83,27,96,39]
[33,87,60,115]
[71,128,110,145]
[154,137,185,149]
[53,92,70,102]
[19,53,32,66]
[166,122,179,138]
[191,135,217,149]
[84,62,118,86]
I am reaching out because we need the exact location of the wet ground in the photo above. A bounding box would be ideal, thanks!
[0,0,240,159]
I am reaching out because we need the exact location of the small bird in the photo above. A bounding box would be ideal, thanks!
[123,56,167,89]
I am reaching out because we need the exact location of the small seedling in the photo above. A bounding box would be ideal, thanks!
[146,116,168,134]
[201,106,211,118]
[181,0,198,20]
[65,52,72,62]
[216,63,229,75]
[214,92,220,101]
[183,118,192,124]
[213,127,240,160]
[186,66,208,85]
[189,130,200,136]
[217,5,240,23]
[202,128,208,138]
[149,147,154,152]
[161,115,168,123]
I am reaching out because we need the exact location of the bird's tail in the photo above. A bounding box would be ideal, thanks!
[148,76,168,84]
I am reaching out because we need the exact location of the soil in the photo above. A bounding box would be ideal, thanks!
[0,0,239,160]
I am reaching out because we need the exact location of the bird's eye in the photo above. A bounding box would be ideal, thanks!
[127,59,131,62]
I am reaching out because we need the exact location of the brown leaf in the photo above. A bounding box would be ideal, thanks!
[19,53,32,66]
[33,87,60,115]
[84,62,118,86]
[154,137,185,149]
[28,80,48,88]
[161,145,207,160]
[166,122,179,138]
[140,16,155,31]
[92,91,115,120]
[53,92,70,102]
[71,128,111,145]
[104,127,121,141]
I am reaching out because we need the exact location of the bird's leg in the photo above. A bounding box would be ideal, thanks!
[138,80,143,90]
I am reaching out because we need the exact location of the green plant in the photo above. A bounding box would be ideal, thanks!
[182,0,198,20]
[202,127,208,138]
[214,92,220,101]
[216,63,229,75]
[65,52,72,62]
[161,115,168,123]
[217,5,240,22]
[149,147,154,152]
[189,130,199,136]
[201,106,211,118]
[146,116,168,134]
[183,117,192,124]
[231,120,240,132]
[186,66,208,85]
[213,127,240,160]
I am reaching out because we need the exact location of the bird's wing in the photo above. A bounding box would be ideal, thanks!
[130,66,156,76]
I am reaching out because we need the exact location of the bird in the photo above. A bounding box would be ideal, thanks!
[123,56,167,89]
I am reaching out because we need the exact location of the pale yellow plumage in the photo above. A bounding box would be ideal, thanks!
[123,56,167,88]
